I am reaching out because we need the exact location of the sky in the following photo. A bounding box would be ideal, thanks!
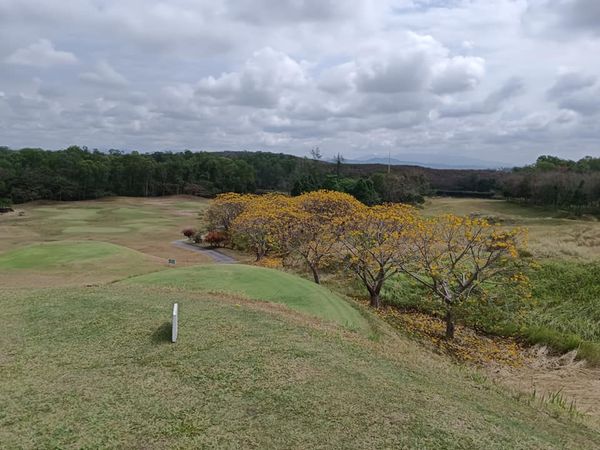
[1,0,599,165]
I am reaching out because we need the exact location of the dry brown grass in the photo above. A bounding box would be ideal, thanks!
[421,198,600,261]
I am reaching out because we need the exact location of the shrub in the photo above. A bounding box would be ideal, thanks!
[204,231,227,247]
[182,227,197,240]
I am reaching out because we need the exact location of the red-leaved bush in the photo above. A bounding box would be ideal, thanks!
[204,230,227,247]
[182,227,197,240]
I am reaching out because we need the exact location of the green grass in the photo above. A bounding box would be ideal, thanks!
[383,261,600,364]
[0,241,127,269]
[0,196,209,252]
[521,262,600,363]
[63,226,131,233]
[127,264,370,333]
[0,240,164,287]
[1,284,598,448]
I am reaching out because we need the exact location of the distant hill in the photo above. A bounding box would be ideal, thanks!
[344,154,508,170]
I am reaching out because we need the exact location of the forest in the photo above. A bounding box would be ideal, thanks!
[0,146,598,214]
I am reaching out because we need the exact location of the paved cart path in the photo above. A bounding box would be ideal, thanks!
[171,240,237,264]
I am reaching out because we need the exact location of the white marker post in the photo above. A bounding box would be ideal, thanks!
[172,303,178,343]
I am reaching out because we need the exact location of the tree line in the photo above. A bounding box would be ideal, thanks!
[1,146,598,214]
[204,190,527,339]
[501,155,600,215]
[0,146,429,206]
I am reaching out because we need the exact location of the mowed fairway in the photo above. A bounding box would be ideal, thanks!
[421,197,600,261]
[127,264,370,333]
[0,197,214,287]
[0,196,213,264]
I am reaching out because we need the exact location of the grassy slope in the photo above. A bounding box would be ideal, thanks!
[522,261,600,362]
[421,198,600,261]
[400,198,600,362]
[126,264,370,333]
[1,284,599,449]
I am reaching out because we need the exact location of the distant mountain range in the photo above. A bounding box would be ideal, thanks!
[342,154,510,170]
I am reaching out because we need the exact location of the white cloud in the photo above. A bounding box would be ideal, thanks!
[431,56,485,94]
[0,0,599,164]
[80,61,128,87]
[5,39,77,67]
[196,47,309,108]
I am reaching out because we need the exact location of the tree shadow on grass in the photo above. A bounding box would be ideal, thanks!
[151,321,172,344]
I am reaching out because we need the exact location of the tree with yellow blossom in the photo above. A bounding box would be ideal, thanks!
[397,214,527,339]
[337,203,417,308]
[230,194,293,261]
[284,190,366,284]
[206,192,256,233]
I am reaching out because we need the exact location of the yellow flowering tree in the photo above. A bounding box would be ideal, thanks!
[284,190,366,284]
[230,194,293,261]
[338,203,417,308]
[206,192,256,233]
[397,214,527,339]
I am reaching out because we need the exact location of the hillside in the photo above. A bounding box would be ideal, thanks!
[2,277,600,448]
[1,197,599,447]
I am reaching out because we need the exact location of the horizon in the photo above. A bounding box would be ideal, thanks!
[1,1,599,165]
[1,144,564,169]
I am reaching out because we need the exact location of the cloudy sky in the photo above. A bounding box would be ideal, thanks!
[1,0,599,165]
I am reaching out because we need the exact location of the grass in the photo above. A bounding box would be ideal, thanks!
[0,241,124,269]
[0,241,163,288]
[126,264,370,333]
[382,261,600,365]
[421,197,600,261]
[1,284,599,448]
[2,196,599,445]
[521,262,600,363]
[0,196,214,267]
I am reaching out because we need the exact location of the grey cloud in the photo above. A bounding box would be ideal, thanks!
[438,77,525,118]
[546,71,600,115]
[557,93,600,116]
[524,0,600,37]
[80,61,128,87]
[551,0,600,34]
[355,51,432,93]
[0,0,598,164]
[547,71,597,98]
[5,39,77,67]
[227,0,357,25]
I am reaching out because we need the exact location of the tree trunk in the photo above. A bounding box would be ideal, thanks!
[445,309,455,339]
[309,263,320,284]
[369,292,380,308]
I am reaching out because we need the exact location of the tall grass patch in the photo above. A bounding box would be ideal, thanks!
[383,261,600,364]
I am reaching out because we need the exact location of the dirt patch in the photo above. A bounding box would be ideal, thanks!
[487,347,600,424]
[375,306,600,424]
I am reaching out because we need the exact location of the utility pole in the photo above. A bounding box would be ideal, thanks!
[388,151,391,174]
